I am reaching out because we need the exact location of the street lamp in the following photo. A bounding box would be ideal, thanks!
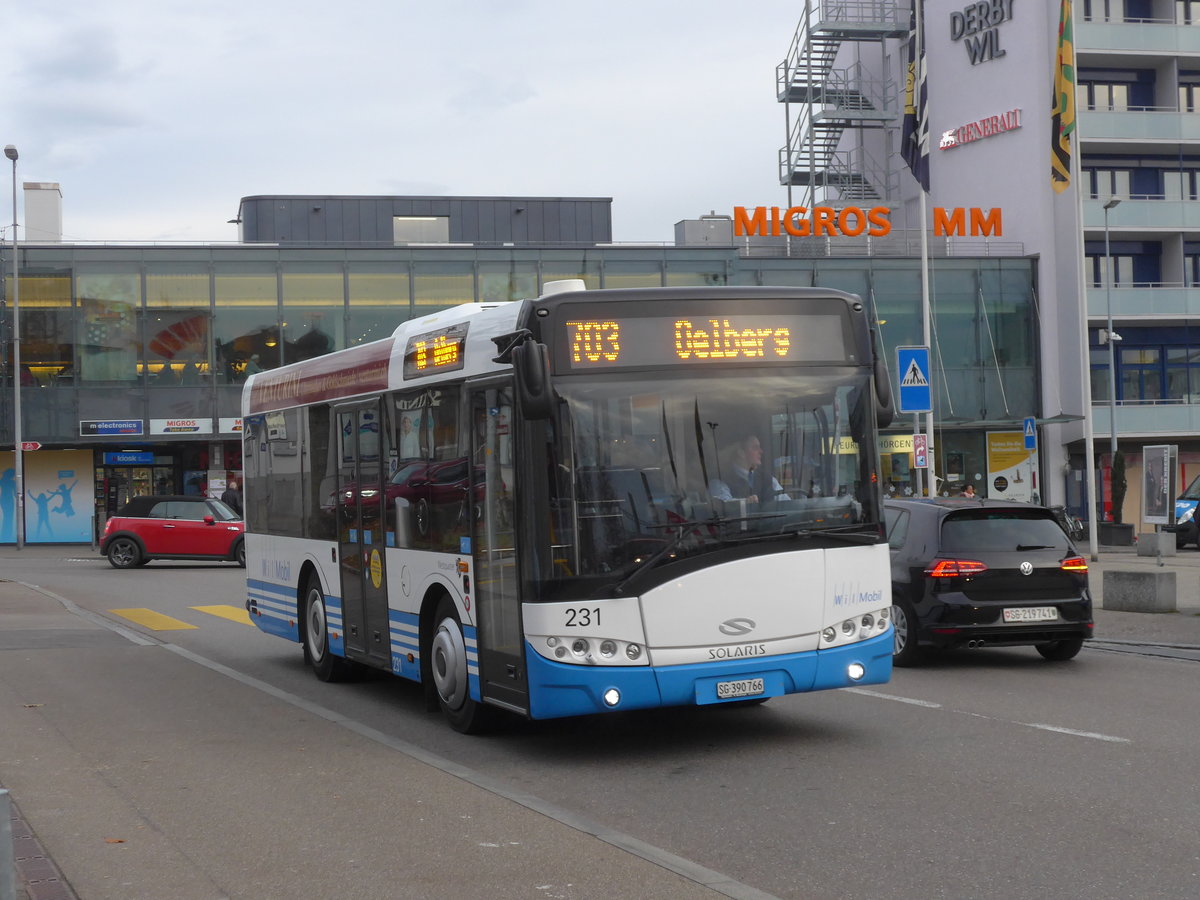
[4,144,21,550]
[1103,196,1122,524]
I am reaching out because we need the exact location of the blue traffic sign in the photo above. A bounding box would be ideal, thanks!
[1024,416,1037,450]
[896,347,932,413]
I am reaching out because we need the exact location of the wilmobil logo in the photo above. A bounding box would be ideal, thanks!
[833,585,885,608]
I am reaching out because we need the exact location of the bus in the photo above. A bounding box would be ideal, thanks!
[241,283,896,732]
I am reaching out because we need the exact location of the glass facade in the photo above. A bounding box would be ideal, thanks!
[0,243,1038,530]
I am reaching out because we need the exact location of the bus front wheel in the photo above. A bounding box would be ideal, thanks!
[429,597,494,734]
[303,577,352,682]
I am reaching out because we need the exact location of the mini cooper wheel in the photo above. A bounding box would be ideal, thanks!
[106,537,143,569]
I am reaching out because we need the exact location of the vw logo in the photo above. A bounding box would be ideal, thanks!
[1019,561,1034,575]
[719,617,757,636]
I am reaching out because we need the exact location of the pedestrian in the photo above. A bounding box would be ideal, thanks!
[221,478,244,517]
[962,483,977,498]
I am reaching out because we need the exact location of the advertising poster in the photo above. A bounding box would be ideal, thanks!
[0,450,94,544]
[985,431,1036,503]
[1142,444,1176,526]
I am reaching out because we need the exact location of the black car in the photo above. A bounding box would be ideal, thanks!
[884,498,1093,665]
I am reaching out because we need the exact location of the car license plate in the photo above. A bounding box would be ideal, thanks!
[1003,606,1058,623]
[716,677,765,700]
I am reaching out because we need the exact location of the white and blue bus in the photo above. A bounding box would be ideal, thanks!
[242,283,896,732]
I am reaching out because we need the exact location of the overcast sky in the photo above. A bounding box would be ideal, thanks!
[3,2,803,244]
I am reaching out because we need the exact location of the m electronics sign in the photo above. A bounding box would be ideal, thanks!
[81,419,144,436]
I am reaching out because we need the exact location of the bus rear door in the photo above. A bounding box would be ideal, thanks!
[335,399,391,669]
[469,384,529,714]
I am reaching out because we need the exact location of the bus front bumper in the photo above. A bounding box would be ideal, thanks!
[523,629,893,720]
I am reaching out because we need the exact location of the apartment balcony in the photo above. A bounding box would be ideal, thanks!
[1093,400,1200,439]
[1087,285,1200,319]
[1080,108,1200,146]
[1083,197,1200,232]
[1078,19,1200,56]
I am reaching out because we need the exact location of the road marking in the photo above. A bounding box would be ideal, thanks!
[846,687,942,708]
[109,608,198,631]
[192,605,253,626]
[848,688,1131,743]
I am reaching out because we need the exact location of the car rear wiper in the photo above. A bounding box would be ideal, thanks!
[1016,544,1055,550]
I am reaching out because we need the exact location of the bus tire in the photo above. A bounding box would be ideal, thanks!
[429,597,494,734]
[303,576,352,682]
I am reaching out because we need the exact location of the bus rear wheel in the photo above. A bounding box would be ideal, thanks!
[429,597,494,734]
[304,577,352,682]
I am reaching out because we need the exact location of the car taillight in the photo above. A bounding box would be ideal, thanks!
[924,559,988,577]
[1060,556,1088,572]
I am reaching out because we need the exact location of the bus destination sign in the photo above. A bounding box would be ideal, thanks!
[403,322,469,379]
[561,313,848,370]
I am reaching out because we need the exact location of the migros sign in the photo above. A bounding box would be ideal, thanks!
[733,206,1003,238]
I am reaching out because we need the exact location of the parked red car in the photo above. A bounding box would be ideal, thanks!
[100,495,245,569]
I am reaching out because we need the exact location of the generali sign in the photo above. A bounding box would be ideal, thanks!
[733,206,1003,237]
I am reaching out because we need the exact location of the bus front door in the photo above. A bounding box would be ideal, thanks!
[470,385,529,714]
[335,400,390,669]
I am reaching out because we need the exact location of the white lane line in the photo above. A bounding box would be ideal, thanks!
[845,687,942,708]
[848,688,1132,744]
[1021,723,1131,743]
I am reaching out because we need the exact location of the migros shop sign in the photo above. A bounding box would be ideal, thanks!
[733,206,1003,238]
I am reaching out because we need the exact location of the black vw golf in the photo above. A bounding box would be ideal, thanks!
[884,498,1094,666]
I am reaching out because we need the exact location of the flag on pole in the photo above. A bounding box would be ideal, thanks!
[901,0,930,192]
[1051,0,1075,193]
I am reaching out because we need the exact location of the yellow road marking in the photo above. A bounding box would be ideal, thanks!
[191,604,253,626]
[110,608,198,631]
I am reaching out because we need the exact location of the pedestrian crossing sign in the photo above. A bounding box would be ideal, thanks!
[896,346,932,413]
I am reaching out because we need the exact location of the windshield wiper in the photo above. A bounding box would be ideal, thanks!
[792,525,882,545]
[1016,544,1054,550]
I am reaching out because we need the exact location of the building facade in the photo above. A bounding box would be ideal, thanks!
[0,194,1037,542]
[778,0,1200,529]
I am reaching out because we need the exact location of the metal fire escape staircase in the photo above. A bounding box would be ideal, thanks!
[778,1,908,207]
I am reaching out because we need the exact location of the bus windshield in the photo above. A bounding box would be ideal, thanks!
[539,368,880,598]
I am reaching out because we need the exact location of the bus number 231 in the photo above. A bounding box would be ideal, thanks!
[565,607,600,627]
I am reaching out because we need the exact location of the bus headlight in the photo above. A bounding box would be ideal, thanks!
[571,638,589,656]
[847,662,866,681]
[603,688,621,707]
[599,640,617,658]
[823,607,893,648]
[535,635,647,666]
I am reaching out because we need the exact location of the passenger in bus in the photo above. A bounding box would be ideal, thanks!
[708,435,790,504]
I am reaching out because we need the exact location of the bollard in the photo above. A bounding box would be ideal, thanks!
[0,789,15,900]
[1102,570,1178,613]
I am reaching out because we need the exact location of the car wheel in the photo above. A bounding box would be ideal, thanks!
[234,540,246,568]
[891,596,926,667]
[303,577,352,682]
[1035,637,1084,661]
[429,596,494,733]
[106,537,142,569]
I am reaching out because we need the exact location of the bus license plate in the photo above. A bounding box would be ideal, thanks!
[1003,606,1058,623]
[716,678,765,700]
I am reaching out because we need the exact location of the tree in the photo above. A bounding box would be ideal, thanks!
[1111,450,1127,524]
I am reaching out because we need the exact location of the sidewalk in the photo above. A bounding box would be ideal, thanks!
[1085,543,1200,645]
[0,571,728,900]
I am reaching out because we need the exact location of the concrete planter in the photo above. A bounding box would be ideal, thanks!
[1099,522,1135,546]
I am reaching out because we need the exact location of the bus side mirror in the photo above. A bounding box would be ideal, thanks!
[512,341,554,420]
[873,353,894,429]
[873,331,892,429]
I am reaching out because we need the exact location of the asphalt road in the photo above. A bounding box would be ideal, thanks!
[2,548,1199,899]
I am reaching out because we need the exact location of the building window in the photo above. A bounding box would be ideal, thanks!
[1179,1,1200,25]
[394,216,449,244]
[1121,347,1162,402]
[1166,347,1200,401]
[1163,170,1200,201]
[1085,167,1132,201]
